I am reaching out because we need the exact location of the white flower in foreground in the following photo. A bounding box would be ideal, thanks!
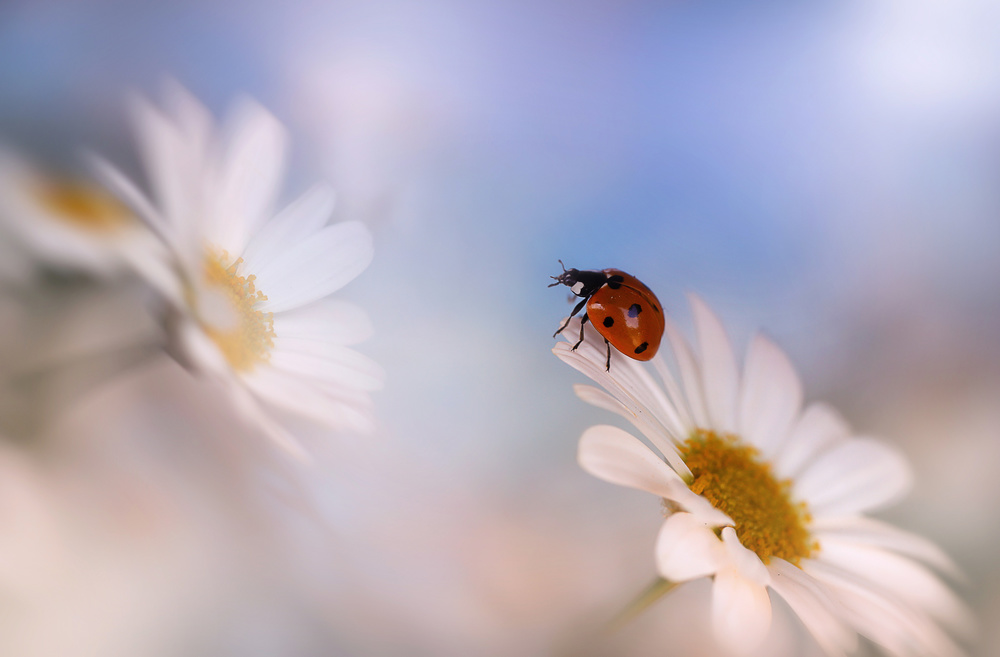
[95,86,382,456]
[0,148,165,279]
[554,296,973,657]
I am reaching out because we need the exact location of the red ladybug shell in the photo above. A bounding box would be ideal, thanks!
[586,269,664,361]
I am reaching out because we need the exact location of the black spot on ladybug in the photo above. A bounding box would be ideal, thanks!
[607,275,624,290]
[634,342,649,354]
[603,316,615,328]
[628,303,642,318]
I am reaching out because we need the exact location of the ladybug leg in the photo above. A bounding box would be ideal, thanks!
[553,298,588,338]
[571,313,590,351]
[604,338,611,371]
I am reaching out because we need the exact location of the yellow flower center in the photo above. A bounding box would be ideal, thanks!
[35,180,132,232]
[679,429,817,565]
[198,252,275,372]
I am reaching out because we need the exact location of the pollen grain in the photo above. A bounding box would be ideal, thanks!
[36,180,132,232]
[680,429,817,565]
[201,253,275,372]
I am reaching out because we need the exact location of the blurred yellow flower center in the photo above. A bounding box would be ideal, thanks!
[680,429,816,565]
[36,180,132,232]
[199,252,275,372]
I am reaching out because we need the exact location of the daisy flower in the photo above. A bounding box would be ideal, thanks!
[0,148,166,280]
[554,295,973,657]
[94,85,382,456]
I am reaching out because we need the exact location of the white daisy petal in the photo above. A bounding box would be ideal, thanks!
[805,560,965,657]
[610,353,691,442]
[578,426,730,525]
[243,367,376,434]
[774,402,851,481]
[737,334,803,459]
[559,318,691,443]
[795,438,914,517]
[814,537,974,637]
[127,93,204,264]
[809,516,963,581]
[224,380,311,461]
[116,237,184,306]
[578,424,679,496]
[555,334,688,474]
[663,315,710,429]
[557,341,665,454]
[173,317,229,376]
[721,527,770,585]
[572,384,679,462]
[280,383,377,435]
[254,221,374,313]
[239,183,336,275]
[655,512,727,582]
[690,293,739,433]
[269,337,383,392]
[650,353,695,434]
[712,562,773,655]
[85,152,167,240]
[212,98,288,251]
[161,81,215,232]
[572,384,630,417]
[128,95,184,217]
[162,80,214,152]
[768,558,857,657]
[272,298,373,346]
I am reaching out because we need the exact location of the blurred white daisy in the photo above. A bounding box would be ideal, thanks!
[94,85,382,456]
[555,296,973,657]
[0,149,165,280]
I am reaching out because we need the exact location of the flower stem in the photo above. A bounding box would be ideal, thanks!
[606,577,678,633]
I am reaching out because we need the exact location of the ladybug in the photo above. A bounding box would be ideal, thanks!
[549,262,665,370]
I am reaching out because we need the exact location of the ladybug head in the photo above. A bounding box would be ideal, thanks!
[548,261,608,298]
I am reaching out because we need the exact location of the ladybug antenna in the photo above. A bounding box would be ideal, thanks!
[548,259,572,287]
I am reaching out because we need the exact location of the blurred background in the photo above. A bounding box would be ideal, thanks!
[1,0,999,655]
